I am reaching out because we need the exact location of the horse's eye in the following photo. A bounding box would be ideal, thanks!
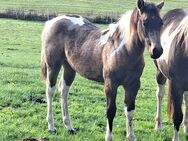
[160,20,163,26]
[143,20,148,26]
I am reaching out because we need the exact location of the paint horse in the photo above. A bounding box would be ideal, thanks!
[41,0,164,140]
[155,9,188,141]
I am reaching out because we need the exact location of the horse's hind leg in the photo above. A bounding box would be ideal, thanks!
[155,69,166,130]
[183,91,188,133]
[46,63,61,132]
[58,61,76,133]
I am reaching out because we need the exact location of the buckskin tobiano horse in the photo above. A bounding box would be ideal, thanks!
[41,0,164,140]
[154,9,188,141]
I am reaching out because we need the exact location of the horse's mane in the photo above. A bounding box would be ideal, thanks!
[174,15,188,55]
[99,10,134,47]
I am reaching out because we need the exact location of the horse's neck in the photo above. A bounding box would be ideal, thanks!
[125,37,144,58]
[109,36,144,67]
[114,10,144,59]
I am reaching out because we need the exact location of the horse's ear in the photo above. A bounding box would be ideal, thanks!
[137,0,145,13]
[157,0,165,10]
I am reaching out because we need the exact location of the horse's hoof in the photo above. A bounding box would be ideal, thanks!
[184,126,188,133]
[155,125,162,131]
[127,135,134,141]
[48,128,57,134]
[68,129,76,134]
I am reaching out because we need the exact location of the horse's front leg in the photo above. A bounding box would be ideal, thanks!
[104,78,118,141]
[183,91,188,133]
[123,79,140,141]
[169,80,183,141]
[155,69,166,130]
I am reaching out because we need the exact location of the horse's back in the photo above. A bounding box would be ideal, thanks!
[162,9,188,29]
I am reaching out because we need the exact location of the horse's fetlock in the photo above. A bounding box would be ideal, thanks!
[46,115,54,122]
[127,134,135,141]
[63,116,70,124]
[105,131,112,141]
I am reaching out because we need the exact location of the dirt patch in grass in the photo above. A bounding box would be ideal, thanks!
[28,95,46,104]
[23,137,49,141]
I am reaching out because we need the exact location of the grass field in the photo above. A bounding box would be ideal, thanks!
[0,1,188,141]
[0,0,188,17]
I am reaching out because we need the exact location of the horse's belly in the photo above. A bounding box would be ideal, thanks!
[66,56,104,82]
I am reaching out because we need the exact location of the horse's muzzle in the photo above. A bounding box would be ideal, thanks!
[151,46,163,59]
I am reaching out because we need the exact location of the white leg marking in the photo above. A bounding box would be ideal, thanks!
[125,107,135,141]
[46,84,56,131]
[59,78,74,132]
[183,91,188,133]
[105,121,112,141]
[155,84,165,130]
[172,129,179,141]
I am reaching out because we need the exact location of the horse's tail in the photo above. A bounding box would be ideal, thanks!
[167,80,173,120]
[41,29,47,80]
[41,52,47,80]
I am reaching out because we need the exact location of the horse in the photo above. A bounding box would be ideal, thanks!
[41,0,164,140]
[154,8,188,141]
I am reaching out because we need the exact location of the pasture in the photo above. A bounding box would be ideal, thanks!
[0,0,188,141]
[0,0,188,18]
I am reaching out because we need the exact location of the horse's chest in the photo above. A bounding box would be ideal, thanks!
[104,59,144,85]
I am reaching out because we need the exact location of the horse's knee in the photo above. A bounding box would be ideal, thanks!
[156,70,166,85]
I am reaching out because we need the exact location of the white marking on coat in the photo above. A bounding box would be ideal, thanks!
[46,84,56,131]
[172,129,179,141]
[105,120,112,141]
[155,84,165,130]
[59,78,74,131]
[158,15,188,64]
[43,15,85,36]
[125,106,135,141]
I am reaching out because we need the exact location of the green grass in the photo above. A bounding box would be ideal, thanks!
[0,18,187,141]
[0,0,187,16]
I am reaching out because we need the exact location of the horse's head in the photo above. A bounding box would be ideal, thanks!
[137,0,164,59]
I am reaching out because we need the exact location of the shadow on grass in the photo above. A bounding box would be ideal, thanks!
[186,134,188,141]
